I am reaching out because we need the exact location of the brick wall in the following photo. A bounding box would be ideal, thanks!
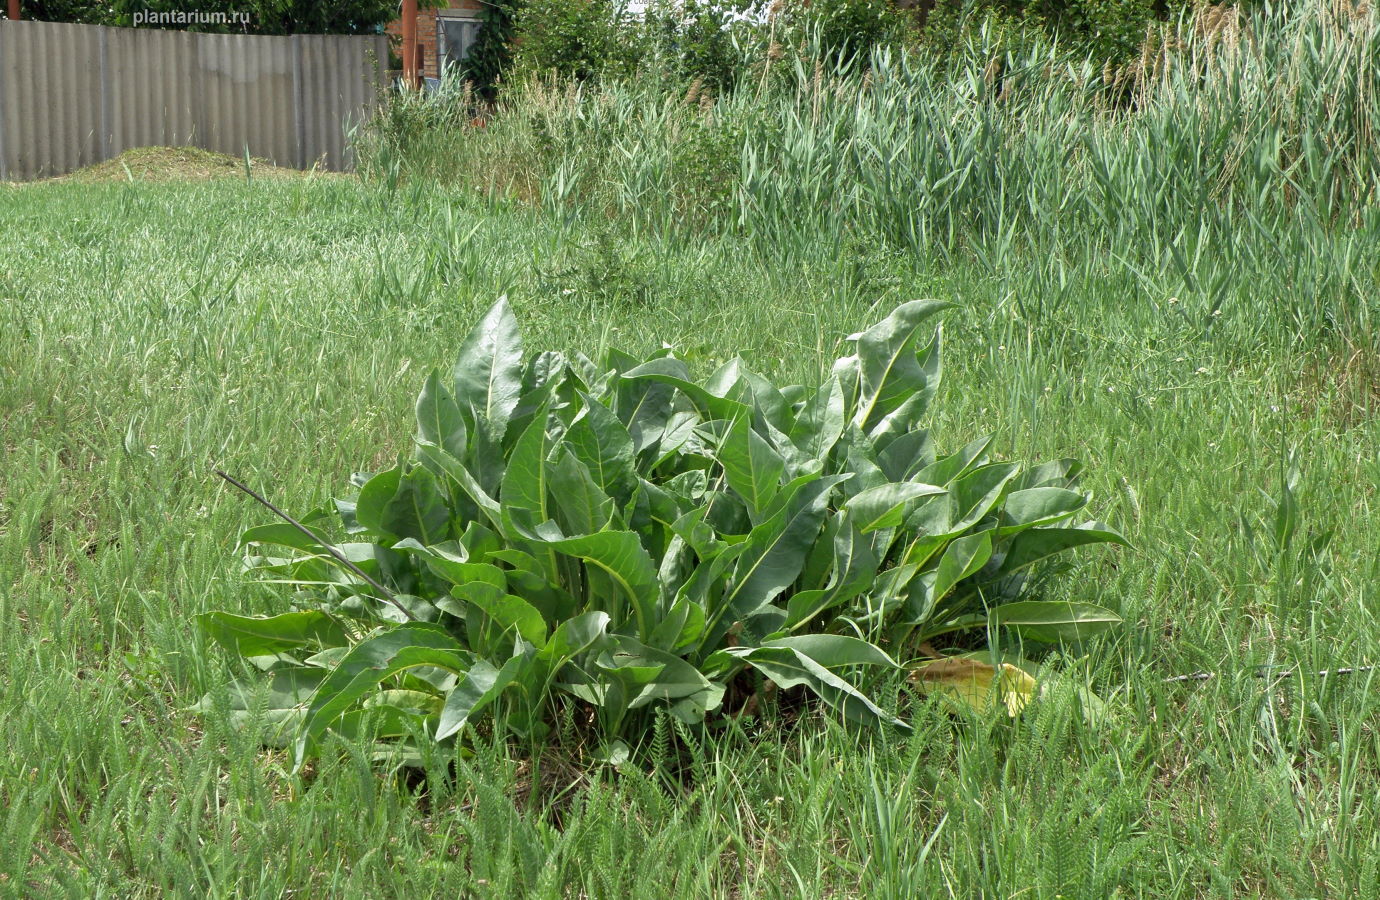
[385,0,485,80]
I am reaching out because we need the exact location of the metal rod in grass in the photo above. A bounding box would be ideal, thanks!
[214,469,417,622]
[1164,665,1375,685]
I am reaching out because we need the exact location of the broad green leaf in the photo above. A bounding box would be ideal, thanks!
[788,375,846,462]
[876,429,935,483]
[596,636,716,710]
[416,369,468,459]
[616,376,675,454]
[866,331,942,442]
[839,426,887,496]
[1014,458,1083,491]
[785,518,879,629]
[737,367,791,434]
[718,414,786,520]
[721,475,845,628]
[238,522,326,554]
[453,296,524,446]
[648,596,707,652]
[852,300,951,431]
[354,466,402,536]
[435,657,523,741]
[463,591,548,646]
[932,530,994,603]
[621,358,752,421]
[416,442,503,529]
[989,600,1122,642]
[846,482,947,532]
[541,533,659,638]
[196,611,350,657]
[548,449,616,537]
[729,645,906,730]
[565,394,638,504]
[950,462,1021,531]
[191,666,326,741]
[917,434,993,487]
[762,634,897,669]
[378,465,451,545]
[499,409,554,531]
[998,487,1088,535]
[296,623,471,769]
[996,522,1130,575]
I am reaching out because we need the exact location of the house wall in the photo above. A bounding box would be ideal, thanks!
[385,0,485,81]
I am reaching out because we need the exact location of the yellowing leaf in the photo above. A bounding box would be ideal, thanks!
[908,657,1037,716]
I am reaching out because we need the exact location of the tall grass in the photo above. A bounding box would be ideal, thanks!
[361,1,1379,348]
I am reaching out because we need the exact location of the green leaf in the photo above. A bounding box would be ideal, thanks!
[729,645,906,730]
[541,533,659,638]
[788,375,846,463]
[191,667,327,742]
[721,475,845,628]
[866,330,942,442]
[846,482,947,532]
[564,394,638,505]
[500,409,554,532]
[950,463,1021,531]
[785,518,879,629]
[295,623,471,769]
[917,434,993,487]
[621,358,752,421]
[463,591,548,646]
[548,449,617,537]
[718,414,786,521]
[595,636,717,710]
[851,300,951,431]
[932,530,995,604]
[996,522,1130,575]
[454,296,524,446]
[378,465,451,545]
[416,369,469,459]
[354,466,402,535]
[989,600,1122,642]
[416,442,503,529]
[238,522,326,554]
[998,487,1088,535]
[435,657,523,741]
[197,610,350,658]
[876,429,935,483]
[762,634,897,669]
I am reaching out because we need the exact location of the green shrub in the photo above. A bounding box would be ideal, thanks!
[198,298,1125,766]
[800,0,915,70]
[512,0,646,82]
[644,0,747,94]
[922,0,1169,64]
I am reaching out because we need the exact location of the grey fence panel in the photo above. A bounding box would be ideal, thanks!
[0,20,387,180]
[297,34,387,171]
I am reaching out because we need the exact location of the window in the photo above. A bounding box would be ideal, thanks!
[436,8,484,75]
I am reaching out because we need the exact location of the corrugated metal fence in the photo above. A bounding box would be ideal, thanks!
[0,20,389,180]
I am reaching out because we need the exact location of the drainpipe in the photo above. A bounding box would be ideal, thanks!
[401,0,418,89]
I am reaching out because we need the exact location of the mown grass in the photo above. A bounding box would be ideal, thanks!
[4,4,1380,892]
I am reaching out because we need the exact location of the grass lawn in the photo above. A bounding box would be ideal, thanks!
[1,170,1378,897]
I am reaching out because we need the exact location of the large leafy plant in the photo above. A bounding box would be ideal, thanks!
[198,298,1125,766]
